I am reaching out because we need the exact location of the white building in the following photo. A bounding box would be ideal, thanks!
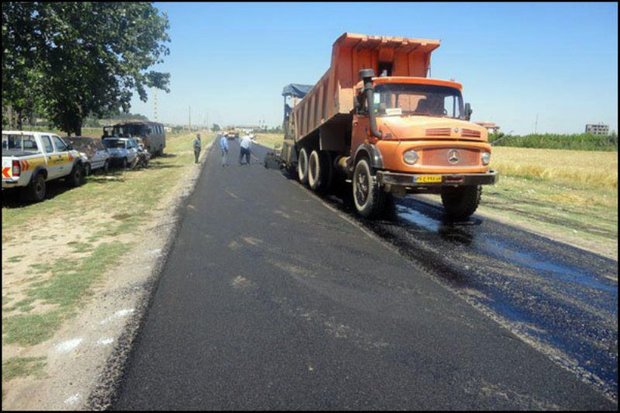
[585,123,609,135]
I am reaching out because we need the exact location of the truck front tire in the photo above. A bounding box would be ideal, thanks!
[23,173,46,202]
[297,148,309,185]
[441,185,481,221]
[353,158,385,218]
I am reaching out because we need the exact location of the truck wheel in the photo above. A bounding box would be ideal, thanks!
[441,185,482,221]
[353,158,385,218]
[297,148,309,185]
[67,163,85,187]
[122,157,128,169]
[308,150,332,192]
[23,173,46,202]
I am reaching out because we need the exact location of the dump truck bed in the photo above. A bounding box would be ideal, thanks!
[290,33,441,143]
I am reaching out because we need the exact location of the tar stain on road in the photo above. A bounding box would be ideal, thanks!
[313,183,618,402]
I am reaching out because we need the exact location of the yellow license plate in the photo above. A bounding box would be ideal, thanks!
[415,175,442,183]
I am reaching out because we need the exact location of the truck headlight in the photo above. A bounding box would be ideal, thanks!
[403,150,419,165]
[481,151,491,165]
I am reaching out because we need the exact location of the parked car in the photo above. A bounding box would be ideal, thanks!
[2,130,85,201]
[63,136,111,175]
[102,137,139,169]
[103,121,165,156]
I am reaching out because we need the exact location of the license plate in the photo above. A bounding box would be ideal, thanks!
[415,175,442,184]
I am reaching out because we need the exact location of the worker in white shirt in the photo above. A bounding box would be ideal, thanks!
[239,134,252,165]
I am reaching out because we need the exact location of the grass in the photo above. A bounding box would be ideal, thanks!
[2,130,214,349]
[253,133,284,150]
[2,357,47,381]
[478,147,618,258]
[489,147,617,190]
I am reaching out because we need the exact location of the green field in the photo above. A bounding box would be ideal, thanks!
[489,133,618,151]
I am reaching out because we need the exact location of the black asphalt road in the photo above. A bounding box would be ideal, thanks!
[113,141,616,410]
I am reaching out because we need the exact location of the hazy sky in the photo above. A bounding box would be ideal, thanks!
[128,2,618,135]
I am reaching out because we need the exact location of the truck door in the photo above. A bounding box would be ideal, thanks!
[51,135,74,176]
[39,135,56,179]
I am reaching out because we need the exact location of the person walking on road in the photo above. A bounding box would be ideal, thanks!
[219,133,229,166]
[193,133,202,163]
[239,133,252,165]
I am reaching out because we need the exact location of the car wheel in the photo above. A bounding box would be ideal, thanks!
[102,159,110,174]
[122,157,128,169]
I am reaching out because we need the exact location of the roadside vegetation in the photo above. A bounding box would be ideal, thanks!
[489,132,618,151]
[1,130,213,388]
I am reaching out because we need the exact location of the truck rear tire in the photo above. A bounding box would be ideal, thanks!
[23,173,46,202]
[353,158,385,218]
[308,150,332,192]
[441,185,481,221]
[297,147,309,185]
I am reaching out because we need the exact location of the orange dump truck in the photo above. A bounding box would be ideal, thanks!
[280,33,497,219]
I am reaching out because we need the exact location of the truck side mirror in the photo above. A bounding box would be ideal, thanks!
[464,103,473,120]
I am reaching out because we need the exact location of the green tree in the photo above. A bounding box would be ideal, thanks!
[211,123,221,132]
[2,2,170,135]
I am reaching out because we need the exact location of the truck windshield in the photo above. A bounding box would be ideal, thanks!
[373,83,464,119]
[2,134,38,151]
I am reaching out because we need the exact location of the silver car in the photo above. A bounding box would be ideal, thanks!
[64,136,111,175]
[102,137,139,169]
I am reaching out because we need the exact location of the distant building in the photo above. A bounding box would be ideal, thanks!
[585,123,609,135]
[474,121,500,134]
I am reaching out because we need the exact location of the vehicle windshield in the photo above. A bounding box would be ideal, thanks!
[103,139,127,149]
[113,124,148,137]
[2,134,38,151]
[372,83,464,119]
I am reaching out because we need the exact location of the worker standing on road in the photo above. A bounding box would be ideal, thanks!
[193,133,202,163]
[239,134,252,165]
[219,133,229,167]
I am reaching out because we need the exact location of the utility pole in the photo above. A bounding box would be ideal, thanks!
[534,113,538,134]
[188,106,192,131]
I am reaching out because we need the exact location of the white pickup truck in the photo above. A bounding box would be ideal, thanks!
[2,130,86,202]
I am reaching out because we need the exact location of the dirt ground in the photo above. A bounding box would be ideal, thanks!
[1,145,210,410]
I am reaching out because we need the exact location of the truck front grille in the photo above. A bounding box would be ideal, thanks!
[421,148,480,167]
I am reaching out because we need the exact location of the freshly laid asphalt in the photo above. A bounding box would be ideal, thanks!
[113,141,616,410]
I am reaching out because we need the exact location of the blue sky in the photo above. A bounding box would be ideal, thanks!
[129,2,618,135]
